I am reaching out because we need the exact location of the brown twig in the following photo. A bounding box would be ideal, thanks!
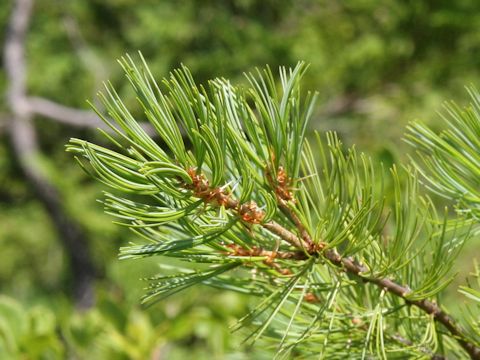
[278,198,314,245]
[185,167,310,250]
[266,166,320,250]
[226,244,304,275]
[226,244,306,260]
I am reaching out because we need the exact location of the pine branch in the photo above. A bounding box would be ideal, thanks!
[326,250,480,359]
[68,55,480,358]
[175,167,466,348]
[248,175,480,357]
[271,167,479,357]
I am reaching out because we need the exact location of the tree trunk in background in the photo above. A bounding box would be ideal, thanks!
[4,0,96,309]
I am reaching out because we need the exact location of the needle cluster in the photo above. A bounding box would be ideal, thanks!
[67,54,480,359]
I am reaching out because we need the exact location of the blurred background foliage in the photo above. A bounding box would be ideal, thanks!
[1,0,480,358]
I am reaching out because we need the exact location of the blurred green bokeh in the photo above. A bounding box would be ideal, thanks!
[1,0,480,358]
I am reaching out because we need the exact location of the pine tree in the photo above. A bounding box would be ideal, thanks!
[67,54,480,359]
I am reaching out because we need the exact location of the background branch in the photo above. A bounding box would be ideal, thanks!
[27,96,156,135]
[4,0,96,309]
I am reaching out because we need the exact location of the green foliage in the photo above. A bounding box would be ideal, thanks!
[406,87,480,352]
[458,262,480,341]
[3,1,480,358]
[407,87,480,220]
[0,291,257,360]
[68,56,479,358]
[0,296,64,359]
